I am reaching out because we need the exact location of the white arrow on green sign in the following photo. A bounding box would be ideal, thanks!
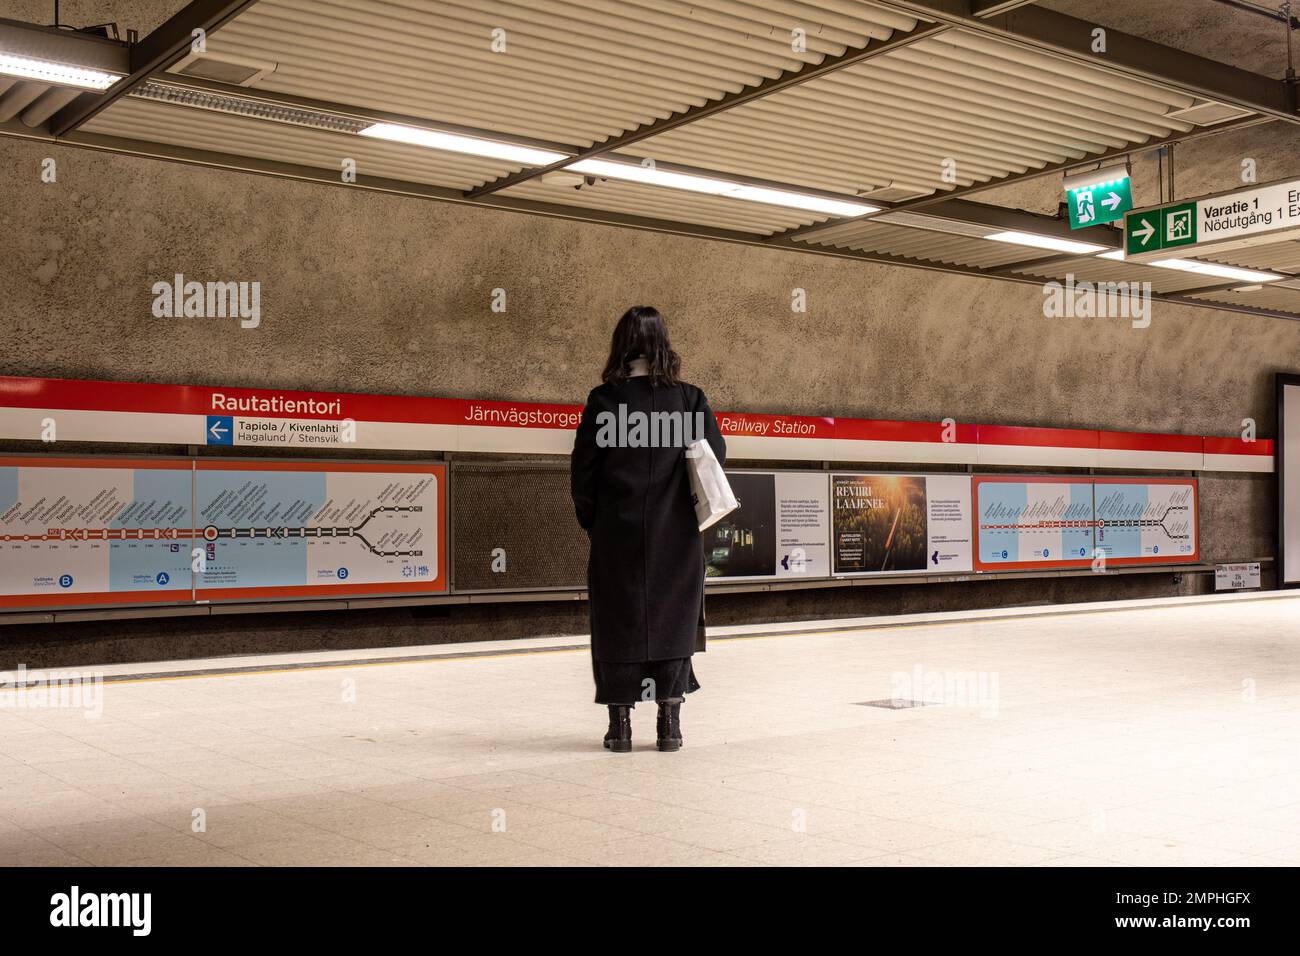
[1124,178,1300,259]
[1068,178,1133,228]
[1125,202,1199,256]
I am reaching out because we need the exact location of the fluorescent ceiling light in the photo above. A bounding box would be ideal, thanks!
[359,123,569,166]
[1148,258,1284,283]
[0,52,120,90]
[1096,249,1126,260]
[985,230,1109,255]
[567,158,879,217]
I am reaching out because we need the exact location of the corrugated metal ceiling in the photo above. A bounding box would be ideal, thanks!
[201,0,921,147]
[636,29,1198,198]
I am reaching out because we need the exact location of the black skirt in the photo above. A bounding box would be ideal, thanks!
[593,656,700,705]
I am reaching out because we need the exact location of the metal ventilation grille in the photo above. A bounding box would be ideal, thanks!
[1166,99,1255,126]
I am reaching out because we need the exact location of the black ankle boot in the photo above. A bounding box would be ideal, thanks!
[603,705,632,753]
[656,701,682,752]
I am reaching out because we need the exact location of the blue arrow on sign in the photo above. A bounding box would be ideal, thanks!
[206,415,234,446]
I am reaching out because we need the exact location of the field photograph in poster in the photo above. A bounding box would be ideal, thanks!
[832,474,927,572]
[831,473,973,576]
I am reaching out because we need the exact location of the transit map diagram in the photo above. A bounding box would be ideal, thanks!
[0,460,194,603]
[195,466,439,591]
[974,478,1197,568]
[0,459,442,605]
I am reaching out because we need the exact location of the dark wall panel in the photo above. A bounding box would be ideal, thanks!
[451,463,587,591]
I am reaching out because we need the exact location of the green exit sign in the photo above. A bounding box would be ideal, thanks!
[1125,201,1199,256]
[1068,177,1133,228]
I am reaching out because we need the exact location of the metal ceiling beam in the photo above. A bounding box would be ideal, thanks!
[872,0,1299,123]
[463,19,953,199]
[48,0,261,137]
[971,0,1042,16]
[35,126,1300,323]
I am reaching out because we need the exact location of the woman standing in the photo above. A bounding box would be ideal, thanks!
[571,306,725,753]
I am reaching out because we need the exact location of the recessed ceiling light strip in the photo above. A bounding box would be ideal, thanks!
[131,80,368,134]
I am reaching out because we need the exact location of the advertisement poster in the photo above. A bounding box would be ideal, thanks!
[705,471,829,581]
[831,473,973,576]
[1093,478,1198,564]
[194,461,446,600]
[0,457,195,608]
[974,476,1095,570]
[1280,375,1300,586]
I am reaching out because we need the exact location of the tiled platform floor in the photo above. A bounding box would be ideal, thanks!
[3,594,1299,866]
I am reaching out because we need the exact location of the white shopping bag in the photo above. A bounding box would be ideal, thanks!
[685,438,738,531]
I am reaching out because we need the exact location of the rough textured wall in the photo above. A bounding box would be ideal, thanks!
[1,1,187,37]
[3,134,1300,439]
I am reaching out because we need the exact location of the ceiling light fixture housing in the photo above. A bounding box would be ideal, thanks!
[134,81,368,134]
[566,158,880,217]
[985,230,1110,255]
[0,51,119,89]
[360,122,570,166]
[1062,162,1131,194]
[1147,258,1284,283]
[0,19,128,91]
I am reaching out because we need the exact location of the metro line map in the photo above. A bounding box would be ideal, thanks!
[1094,481,1198,562]
[0,458,194,605]
[0,458,446,607]
[195,464,441,593]
[973,476,1198,569]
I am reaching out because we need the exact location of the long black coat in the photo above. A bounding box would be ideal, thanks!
[570,377,725,663]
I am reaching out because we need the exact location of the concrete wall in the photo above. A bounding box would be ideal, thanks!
[5,134,1300,432]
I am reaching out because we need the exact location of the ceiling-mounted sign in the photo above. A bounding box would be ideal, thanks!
[1124,201,1199,255]
[1067,176,1132,228]
[1125,178,1300,259]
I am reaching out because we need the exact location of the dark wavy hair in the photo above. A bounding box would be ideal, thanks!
[601,305,682,387]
